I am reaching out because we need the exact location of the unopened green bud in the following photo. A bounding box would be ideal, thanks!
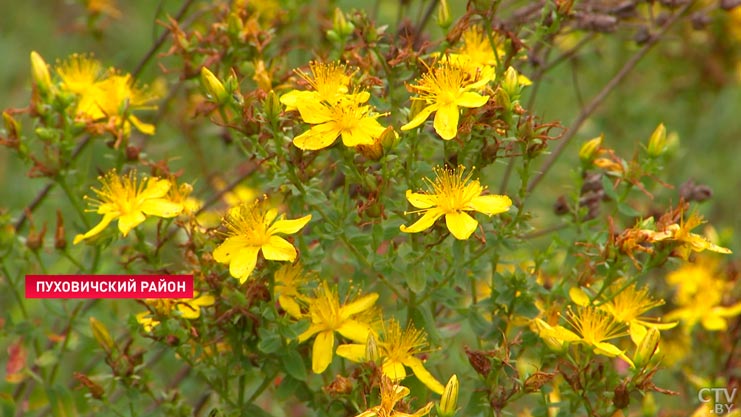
[263,90,282,123]
[502,67,520,99]
[380,125,399,151]
[633,327,660,367]
[332,8,354,37]
[437,0,452,29]
[437,374,459,417]
[30,51,53,95]
[579,134,603,162]
[227,12,244,36]
[201,67,228,104]
[90,317,115,354]
[365,333,379,362]
[646,123,666,157]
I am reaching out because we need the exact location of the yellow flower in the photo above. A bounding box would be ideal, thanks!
[74,170,183,244]
[280,61,353,111]
[55,54,158,136]
[454,25,506,71]
[337,319,445,394]
[400,166,511,240]
[535,306,632,366]
[291,97,387,150]
[355,375,433,417]
[83,74,159,135]
[56,54,106,95]
[571,282,677,344]
[136,292,215,332]
[297,282,378,374]
[274,263,312,318]
[661,212,732,260]
[401,61,491,140]
[212,199,311,284]
[665,258,741,331]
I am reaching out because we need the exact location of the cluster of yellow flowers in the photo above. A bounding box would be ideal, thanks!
[271,264,447,394]
[31,52,159,140]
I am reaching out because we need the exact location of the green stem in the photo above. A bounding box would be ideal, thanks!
[57,176,91,229]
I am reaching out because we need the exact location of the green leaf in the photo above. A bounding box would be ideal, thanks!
[257,328,282,354]
[281,349,307,381]
[617,203,640,218]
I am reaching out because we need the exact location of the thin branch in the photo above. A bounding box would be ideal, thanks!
[526,1,694,194]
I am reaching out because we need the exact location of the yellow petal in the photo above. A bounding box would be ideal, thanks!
[229,246,260,283]
[400,209,444,234]
[340,293,379,319]
[261,235,298,262]
[130,115,156,135]
[701,314,728,331]
[714,302,741,318]
[193,294,215,307]
[118,211,146,236]
[629,321,648,346]
[400,104,436,131]
[382,359,407,381]
[405,190,436,209]
[293,123,340,150]
[140,198,183,218]
[340,125,375,147]
[312,331,335,373]
[469,194,512,216]
[456,91,489,108]
[73,212,117,244]
[177,302,201,319]
[405,356,445,394]
[213,236,250,264]
[337,319,373,344]
[569,287,591,307]
[140,178,171,200]
[296,100,334,124]
[593,342,624,357]
[335,343,366,362]
[445,211,478,240]
[432,103,459,140]
[269,214,312,235]
[279,294,303,319]
[298,323,322,343]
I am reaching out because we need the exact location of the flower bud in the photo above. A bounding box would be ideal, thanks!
[365,333,379,362]
[646,123,666,157]
[2,112,21,148]
[633,327,660,368]
[227,12,244,37]
[437,374,459,417]
[501,67,530,102]
[54,210,66,250]
[90,317,115,353]
[30,51,53,95]
[437,0,452,29]
[26,222,46,252]
[201,67,228,104]
[579,134,603,162]
[332,8,354,38]
[263,90,282,123]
